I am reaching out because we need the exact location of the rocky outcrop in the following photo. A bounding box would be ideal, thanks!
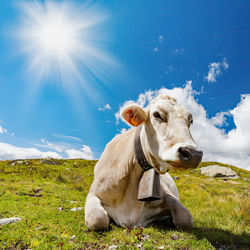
[201,165,239,178]
[0,217,22,225]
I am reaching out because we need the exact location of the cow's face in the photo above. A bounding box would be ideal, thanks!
[122,95,203,174]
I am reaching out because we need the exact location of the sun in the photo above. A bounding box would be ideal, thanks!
[37,19,74,53]
[16,1,116,89]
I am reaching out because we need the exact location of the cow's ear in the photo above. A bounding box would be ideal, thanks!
[121,105,146,127]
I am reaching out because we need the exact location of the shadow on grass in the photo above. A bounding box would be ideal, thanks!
[192,227,249,249]
[154,220,249,249]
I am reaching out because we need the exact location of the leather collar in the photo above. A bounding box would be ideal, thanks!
[134,126,153,171]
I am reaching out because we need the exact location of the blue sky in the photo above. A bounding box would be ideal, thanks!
[0,1,249,169]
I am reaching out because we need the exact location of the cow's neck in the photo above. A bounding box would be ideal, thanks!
[138,125,161,174]
[134,126,153,171]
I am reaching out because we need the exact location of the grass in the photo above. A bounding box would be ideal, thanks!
[0,159,249,249]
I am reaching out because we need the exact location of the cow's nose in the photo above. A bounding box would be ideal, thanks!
[178,146,203,167]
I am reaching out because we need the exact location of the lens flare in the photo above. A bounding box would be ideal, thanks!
[16,1,117,92]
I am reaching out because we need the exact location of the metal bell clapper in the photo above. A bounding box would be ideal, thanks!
[137,168,161,202]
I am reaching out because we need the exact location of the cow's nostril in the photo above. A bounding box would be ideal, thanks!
[178,146,203,168]
[178,147,191,161]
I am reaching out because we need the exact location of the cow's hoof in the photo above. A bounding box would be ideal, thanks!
[85,209,109,231]
[173,212,193,231]
[85,195,109,231]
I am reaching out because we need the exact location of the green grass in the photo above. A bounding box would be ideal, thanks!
[0,159,249,249]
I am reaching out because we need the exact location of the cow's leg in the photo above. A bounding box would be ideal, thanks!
[163,194,193,230]
[159,173,193,230]
[85,193,109,231]
[139,173,193,230]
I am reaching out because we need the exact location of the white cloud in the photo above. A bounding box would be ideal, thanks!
[222,58,229,69]
[158,35,163,43]
[164,65,173,75]
[98,104,111,111]
[116,83,250,170]
[153,47,158,52]
[210,111,229,127]
[0,125,14,136]
[0,126,7,134]
[65,145,94,160]
[172,48,184,54]
[53,133,81,142]
[0,142,61,160]
[205,58,229,82]
[32,139,66,153]
[0,136,95,160]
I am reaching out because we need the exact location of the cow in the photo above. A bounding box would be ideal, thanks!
[85,95,203,231]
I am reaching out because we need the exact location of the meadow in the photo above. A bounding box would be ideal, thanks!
[0,159,249,249]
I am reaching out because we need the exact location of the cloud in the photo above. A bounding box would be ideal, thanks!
[0,125,14,136]
[32,139,66,153]
[0,137,95,160]
[152,35,164,52]
[153,47,158,52]
[65,145,94,160]
[0,126,8,134]
[32,138,95,160]
[0,142,61,160]
[98,104,111,111]
[53,133,81,142]
[204,58,229,82]
[115,82,250,170]
[171,48,184,54]
[158,35,164,43]
[164,65,173,75]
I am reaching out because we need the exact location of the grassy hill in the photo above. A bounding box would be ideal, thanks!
[0,159,249,249]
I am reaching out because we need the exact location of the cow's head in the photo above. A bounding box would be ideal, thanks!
[122,95,203,174]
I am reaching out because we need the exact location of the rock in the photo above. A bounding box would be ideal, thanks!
[40,158,62,165]
[201,165,238,178]
[135,243,143,248]
[57,207,63,212]
[171,233,181,240]
[70,207,83,212]
[108,245,118,250]
[69,201,77,204]
[0,217,22,225]
[17,160,24,165]
[173,176,179,180]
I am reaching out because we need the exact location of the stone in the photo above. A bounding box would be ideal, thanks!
[70,207,83,212]
[201,165,238,178]
[0,217,22,225]
[40,158,62,165]
[173,176,179,180]
[57,207,63,212]
[108,245,118,250]
[171,233,181,240]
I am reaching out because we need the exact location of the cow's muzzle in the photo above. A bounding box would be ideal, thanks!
[177,146,203,168]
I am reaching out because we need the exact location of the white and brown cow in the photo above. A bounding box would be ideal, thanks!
[85,95,202,231]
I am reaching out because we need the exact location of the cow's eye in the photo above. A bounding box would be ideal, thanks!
[153,112,162,119]
[153,112,166,122]
[190,119,193,124]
